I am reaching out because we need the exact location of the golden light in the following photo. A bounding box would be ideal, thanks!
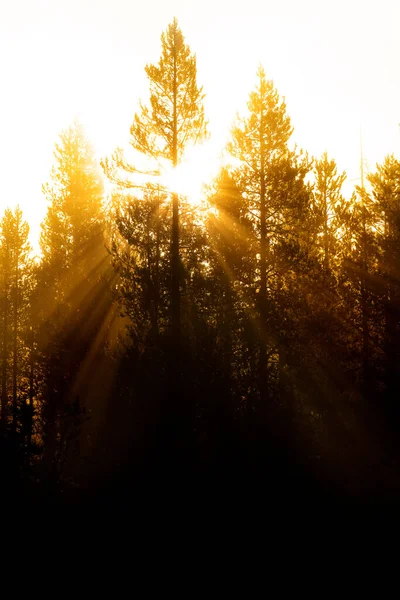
[1,0,400,253]
[159,141,222,204]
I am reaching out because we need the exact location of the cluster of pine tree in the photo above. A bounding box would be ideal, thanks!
[2,19,400,505]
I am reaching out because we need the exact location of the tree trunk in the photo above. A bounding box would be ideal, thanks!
[12,246,18,434]
[171,34,180,350]
[258,106,268,408]
[154,186,161,337]
[383,213,396,408]
[167,25,186,462]
[1,255,9,433]
[360,203,369,394]
[323,180,329,271]
[171,191,180,349]
[28,325,34,452]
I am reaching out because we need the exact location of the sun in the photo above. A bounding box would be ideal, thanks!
[159,141,222,204]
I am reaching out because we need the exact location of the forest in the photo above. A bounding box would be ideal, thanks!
[2,17,400,507]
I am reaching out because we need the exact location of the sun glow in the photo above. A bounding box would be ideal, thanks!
[159,142,222,204]
[1,0,399,253]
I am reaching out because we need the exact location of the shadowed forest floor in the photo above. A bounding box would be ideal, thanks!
[4,406,400,510]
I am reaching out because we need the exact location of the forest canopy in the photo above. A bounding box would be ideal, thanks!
[2,18,400,506]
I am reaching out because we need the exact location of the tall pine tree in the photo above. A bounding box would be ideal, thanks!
[130,17,207,349]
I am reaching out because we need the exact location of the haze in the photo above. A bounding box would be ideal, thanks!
[0,0,399,247]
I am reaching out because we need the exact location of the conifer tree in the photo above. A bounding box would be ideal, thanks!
[0,207,32,437]
[109,184,170,345]
[368,155,400,414]
[312,152,347,271]
[41,119,104,293]
[39,120,107,481]
[204,169,254,429]
[130,17,207,347]
[227,66,310,407]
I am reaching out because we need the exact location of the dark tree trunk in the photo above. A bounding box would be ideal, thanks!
[1,257,9,434]
[171,35,180,352]
[28,325,34,452]
[360,204,370,396]
[12,249,18,434]
[323,182,330,271]
[258,108,268,409]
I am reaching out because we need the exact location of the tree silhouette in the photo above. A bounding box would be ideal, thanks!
[228,66,306,409]
[130,17,207,351]
[312,152,347,271]
[38,120,108,483]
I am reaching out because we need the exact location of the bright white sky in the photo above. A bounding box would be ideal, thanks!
[0,0,399,249]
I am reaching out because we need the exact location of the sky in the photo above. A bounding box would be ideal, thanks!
[0,0,400,249]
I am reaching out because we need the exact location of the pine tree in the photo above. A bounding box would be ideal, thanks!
[204,169,254,437]
[368,155,400,416]
[38,120,108,481]
[227,66,309,408]
[0,223,10,433]
[41,119,105,294]
[0,207,33,439]
[130,17,207,348]
[312,152,347,271]
[100,19,208,463]
[109,184,171,345]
